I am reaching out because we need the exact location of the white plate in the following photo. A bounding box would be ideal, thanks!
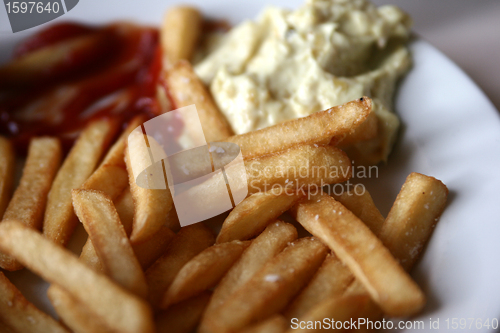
[2,1,500,332]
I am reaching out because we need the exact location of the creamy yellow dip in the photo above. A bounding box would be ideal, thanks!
[195,0,412,164]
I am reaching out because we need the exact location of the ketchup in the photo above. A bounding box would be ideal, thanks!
[13,22,96,58]
[0,22,164,152]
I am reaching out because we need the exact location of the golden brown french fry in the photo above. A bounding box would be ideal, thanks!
[116,189,177,270]
[291,193,425,317]
[155,292,211,333]
[302,279,380,332]
[0,221,155,333]
[47,286,113,333]
[72,189,148,298]
[156,83,173,114]
[245,145,352,195]
[125,134,178,244]
[332,188,385,236]
[78,188,176,272]
[204,238,327,333]
[79,236,103,272]
[161,6,202,66]
[0,32,110,88]
[379,172,448,271]
[114,187,135,233]
[78,164,125,203]
[166,61,234,141]
[0,137,15,219]
[161,240,250,308]
[77,117,146,275]
[285,189,385,321]
[284,253,354,320]
[49,188,142,332]
[338,110,378,147]
[341,280,385,327]
[79,186,135,272]
[79,187,133,272]
[0,320,15,333]
[48,246,113,333]
[340,174,447,323]
[241,315,288,333]
[285,295,370,333]
[81,116,145,201]
[43,118,118,246]
[0,137,61,271]
[224,97,372,160]
[217,188,304,243]
[201,220,297,331]
[146,223,215,307]
[0,272,70,333]
[133,224,176,270]
[1,138,61,227]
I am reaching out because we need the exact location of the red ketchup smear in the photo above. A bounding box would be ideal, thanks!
[13,22,95,58]
[0,22,183,153]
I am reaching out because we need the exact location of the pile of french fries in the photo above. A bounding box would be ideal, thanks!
[0,5,449,333]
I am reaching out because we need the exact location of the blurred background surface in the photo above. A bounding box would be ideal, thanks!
[374,0,500,111]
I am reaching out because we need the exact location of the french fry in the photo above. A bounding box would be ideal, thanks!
[0,137,15,219]
[161,240,250,308]
[339,174,448,322]
[338,110,378,147]
[146,223,215,307]
[284,253,354,320]
[79,221,176,273]
[125,133,178,244]
[285,189,385,320]
[224,97,372,159]
[49,188,144,332]
[43,118,118,246]
[285,295,370,333]
[78,188,177,272]
[0,272,70,333]
[156,84,173,114]
[201,221,297,333]
[77,187,134,273]
[166,61,234,141]
[77,117,146,274]
[341,101,400,166]
[341,280,386,327]
[50,213,174,332]
[79,236,104,272]
[245,145,352,195]
[116,189,178,270]
[72,189,148,298]
[1,138,61,226]
[47,287,112,333]
[332,188,385,236]
[291,193,425,317]
[0,221,155,333]
[133,223,176,270]
[81,116,146,201]
[155,292,211,333]
[204,237,327,333]
[217,188,304,243]
[114,187,135,234]
[0,137,61,271]
[0,320,15,333]
[241,315,288,333]
[161,6,203,66]
[379,172,448,271]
